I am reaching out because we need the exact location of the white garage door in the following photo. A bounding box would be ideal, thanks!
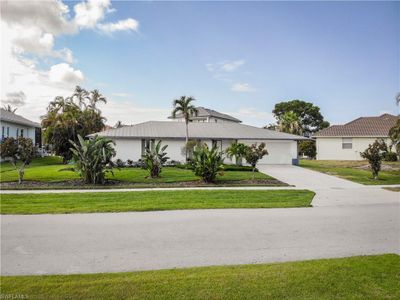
[239,140,297,165]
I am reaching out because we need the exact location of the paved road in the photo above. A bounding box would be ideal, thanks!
[2,204,399,275]
[1,165,399,275]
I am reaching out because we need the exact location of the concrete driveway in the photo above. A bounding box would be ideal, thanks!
[258,165,400,207]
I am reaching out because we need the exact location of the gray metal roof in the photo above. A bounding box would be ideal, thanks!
[0,108,41,127]
[93,121,307,140]
[169,107,242,123]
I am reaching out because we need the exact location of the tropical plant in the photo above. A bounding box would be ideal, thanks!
[273,100,330,135]
[42,86,107,163]
[70,135,116,184]
[226,142,248,165]
[171,96,197,161]
[278,111,303,135]
[142,140,169,178]
[244,142,268,178]
[360,139,388,180]
[2,104,17,113]
[0,137,36,184]
[299,140,317,159]
[181,140,200,160]
[192,144,224,183]
[389,118,400,155]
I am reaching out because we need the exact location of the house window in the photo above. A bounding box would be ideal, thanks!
[342,138,352,149]
[141,139,155,155]
[7,127,9,137]
[1,126,4,140]
[212,139,222,150]
[16,128,19,137]
[20,129,24,137]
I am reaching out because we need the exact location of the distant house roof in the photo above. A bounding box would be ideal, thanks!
[169,106,242,123]
[0,109,41,128]
[93,121,307,140]
[314,114,398,137]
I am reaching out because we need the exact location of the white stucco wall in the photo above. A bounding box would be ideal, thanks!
[316,137,389,160]
[0,121,36,143]
[112,138,298,165]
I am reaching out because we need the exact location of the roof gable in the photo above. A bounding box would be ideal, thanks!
[314,114,398,137]
[0,109,40,128]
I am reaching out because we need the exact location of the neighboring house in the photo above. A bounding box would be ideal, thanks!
[0,108,42,146]
[93,121,307,165]
[169,107,242,123]
[313,113,398,160]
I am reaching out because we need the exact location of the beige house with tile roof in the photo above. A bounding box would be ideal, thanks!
[313,113,398,160]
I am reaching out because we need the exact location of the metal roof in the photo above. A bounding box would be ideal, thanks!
[169,107,242,123]
[0,108,41,128]
[313,114,398,137]
[93,121,307,140]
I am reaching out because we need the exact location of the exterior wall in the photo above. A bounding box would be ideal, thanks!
[112,138,297,165]
[0,121,37,144]
[316,137,389,160]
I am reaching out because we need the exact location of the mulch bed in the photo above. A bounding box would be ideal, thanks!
[0,179,287,190]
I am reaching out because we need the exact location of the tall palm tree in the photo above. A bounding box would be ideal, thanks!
[71,86,89,109]
[396,93,400,106]
[278,111,302,135]
[3,104,17,113]
[171,96,197,161]
[89,89,107,112]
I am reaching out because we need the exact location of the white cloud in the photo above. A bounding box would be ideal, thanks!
[74,0,111,29]
[221,60,245,72]
[98,18,139,33]
[2,91,26,106]
[231,83,255,92]
[49,63,84,84]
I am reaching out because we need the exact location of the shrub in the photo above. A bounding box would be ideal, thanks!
[142,140,169,178]
[244,143,268,179]
[226,142,248,166]
[360,139,387,179]
[181,140,201,160]
[70,135,116,184]
[192,144,224,183]
[126,159,134,167]
[0,137,36,184]
[115,158,125,168]
[383,152,398,162]
[298,140,316,159]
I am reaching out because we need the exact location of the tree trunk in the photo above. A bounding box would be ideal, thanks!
[185,119,189,163]
[18,166,25,184]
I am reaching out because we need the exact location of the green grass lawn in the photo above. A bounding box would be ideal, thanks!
[0,189,314,214]
[383,187,400,192]
[300,160,400,185]
[0,157,272,185]
[1,254,398,300]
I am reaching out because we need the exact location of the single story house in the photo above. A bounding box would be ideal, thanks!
[94,119,307,165]
[313,113,398,160]
[0,108,41,146]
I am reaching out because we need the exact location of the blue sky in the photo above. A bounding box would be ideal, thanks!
[2,1,399,126]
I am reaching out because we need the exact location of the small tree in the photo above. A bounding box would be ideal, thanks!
[192,144,224,183]
[299,140,316,159]
[244,142,268,179]
[360,139,387,180]
[143,140,169,178]
[181,140,200,161]
[226,142,248,166]
[70,135,116,184]
[0,137,36,184]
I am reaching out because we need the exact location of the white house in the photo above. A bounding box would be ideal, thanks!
[94,119,307,165]
[0,108,41,146]
[313,113,398,160]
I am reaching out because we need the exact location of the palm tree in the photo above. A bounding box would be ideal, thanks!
[171,96,197,161]
[89,89,107,112]
[278,111,302,135]
[71,86,89,109]
[3,104,17,113]
[226,142,248,166]
[396,93,400,106]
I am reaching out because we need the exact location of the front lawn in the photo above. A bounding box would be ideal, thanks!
[0,189,314,214]
[0,157,279,188]
[1,254,399,299]
[300,160,400,185]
